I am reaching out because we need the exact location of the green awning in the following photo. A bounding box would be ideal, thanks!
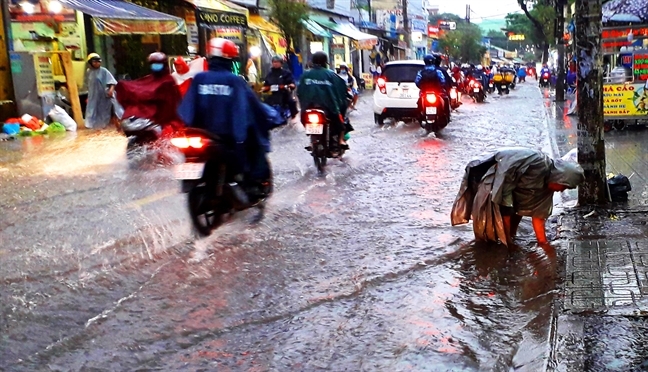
[302,19,332,38]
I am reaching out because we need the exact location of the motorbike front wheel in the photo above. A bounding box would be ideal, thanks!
[188,185,224,236]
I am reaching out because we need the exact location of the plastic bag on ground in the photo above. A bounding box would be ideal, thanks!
[48,105,77,132]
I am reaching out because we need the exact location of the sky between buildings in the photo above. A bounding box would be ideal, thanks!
[438,0,522,23]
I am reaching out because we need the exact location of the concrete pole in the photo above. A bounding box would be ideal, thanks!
[401,0,410,57]
[575,0,610,205]
[555,0,566,102]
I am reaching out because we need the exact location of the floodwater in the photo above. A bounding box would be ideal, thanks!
[1,83,562,371]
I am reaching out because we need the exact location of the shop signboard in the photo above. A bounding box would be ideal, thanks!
[198,10,247,27]
[362,72,373,90]
[412,19,426,33]
[603,83,648,117]
[633,51,648,81]
[33,53,55,95]
[94,19,186,35]
[214,27,244,42]
[185,9,200,50]
[601,26,648,53]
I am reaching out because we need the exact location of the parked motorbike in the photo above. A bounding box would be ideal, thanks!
[303,109,347,174]
[171,128,272,236]
[540,72,551,88]
[419,90,448,134]
[467,78,486,103]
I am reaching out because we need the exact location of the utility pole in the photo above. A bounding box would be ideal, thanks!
[575,0,610,205]
[555,0,566,102]
[402,0,410,55]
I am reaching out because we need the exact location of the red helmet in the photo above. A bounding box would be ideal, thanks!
[147,52,167,64]
[207,38,239,59]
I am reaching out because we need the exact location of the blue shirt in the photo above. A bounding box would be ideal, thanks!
[415,66,446,90]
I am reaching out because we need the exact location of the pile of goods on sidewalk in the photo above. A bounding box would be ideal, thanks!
[1,105,77,141]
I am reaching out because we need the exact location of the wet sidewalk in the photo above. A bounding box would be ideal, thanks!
[542,92,648,371]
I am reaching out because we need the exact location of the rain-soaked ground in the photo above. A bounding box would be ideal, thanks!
[2,84,562,371]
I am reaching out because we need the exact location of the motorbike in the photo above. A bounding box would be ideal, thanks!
[303,108,347,174]
[419,90,448,134]
[493,72,513,95]
[261,84,294,121]
[171,128,272,236]
[467,78,486,103]
[539,72,551,88]
[121,117,164,160]
[486,78,495,94]
[449,86,461,110]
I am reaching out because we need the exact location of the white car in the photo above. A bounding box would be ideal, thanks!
[372,60,425,125]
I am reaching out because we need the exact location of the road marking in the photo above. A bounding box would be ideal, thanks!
[127,189,178,210]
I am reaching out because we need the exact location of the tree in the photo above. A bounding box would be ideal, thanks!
[268,0,308,50]
[486,29,509,50]
[513,0,556,63]
[438,22,486,63]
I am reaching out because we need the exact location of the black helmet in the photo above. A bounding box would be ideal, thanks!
[312,52,328,67]
[423,54,435,66]
[147,52,167,64]
[432,53,442,66]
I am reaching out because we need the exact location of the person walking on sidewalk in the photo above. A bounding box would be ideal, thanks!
[84,53,117,129]
[450,147,584,248]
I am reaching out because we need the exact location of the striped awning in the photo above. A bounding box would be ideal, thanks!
[60,0,186,35]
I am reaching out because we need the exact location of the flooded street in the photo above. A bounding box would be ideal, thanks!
[2,84,562,371]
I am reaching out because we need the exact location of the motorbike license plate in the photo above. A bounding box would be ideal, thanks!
[173,163,205,180]
[501,85,507,89]
[489,84,493,87]
[426,107,437,115]
[473,88,480,92]
[305,123,324,135]
[271,85,279,92]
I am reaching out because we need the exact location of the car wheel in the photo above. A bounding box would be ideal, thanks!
[374,113,385,126]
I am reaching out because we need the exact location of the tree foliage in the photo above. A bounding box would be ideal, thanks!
[512,0,556,63]
[268,0,308,50]
[486,29,509,50]
[438,22,486,63]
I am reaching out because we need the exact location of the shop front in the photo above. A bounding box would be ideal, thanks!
[247,15,286,79]
[310,14,378,73]
[183,0,248,74]
[7,0,186,123]
[301,19,332,67]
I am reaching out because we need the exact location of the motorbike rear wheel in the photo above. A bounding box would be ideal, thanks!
[188,185,223,236]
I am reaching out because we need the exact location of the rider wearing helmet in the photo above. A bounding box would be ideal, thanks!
[84,53,117,129]
[178,38,281,190]
[337,62,359,110]
[431,53,453,118]
[115,52,184,133]
[262,55,298,119]
[297,51,351,148]
[415,54,448,122]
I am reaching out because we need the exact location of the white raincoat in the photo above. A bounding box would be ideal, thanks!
[84,67,117,129]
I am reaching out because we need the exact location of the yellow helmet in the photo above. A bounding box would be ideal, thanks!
[86,53,101,63]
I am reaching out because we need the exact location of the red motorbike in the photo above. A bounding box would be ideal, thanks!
[540,72,551,88]
[467,78,486,103]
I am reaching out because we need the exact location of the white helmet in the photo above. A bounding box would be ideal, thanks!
[476,64,483,70]
[207,38,240,59]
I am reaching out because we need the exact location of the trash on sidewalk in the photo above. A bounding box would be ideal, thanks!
[607,173,632,202]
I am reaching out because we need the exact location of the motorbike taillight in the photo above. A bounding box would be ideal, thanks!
[171,136,207,149]
[307,113,322,124]
[450,89,457,99]
[426,93,437,104]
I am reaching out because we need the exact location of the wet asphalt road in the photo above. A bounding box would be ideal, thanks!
[2,84,563,371]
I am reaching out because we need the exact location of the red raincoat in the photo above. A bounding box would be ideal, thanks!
[115,73,184,131]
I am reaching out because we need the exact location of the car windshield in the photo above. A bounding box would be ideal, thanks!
[383,65,423,83]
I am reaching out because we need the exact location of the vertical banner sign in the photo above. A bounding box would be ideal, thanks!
[33,53,55,95]
[633,51,648,81]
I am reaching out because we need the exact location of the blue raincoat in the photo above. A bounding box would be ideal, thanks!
[84,67,117,129]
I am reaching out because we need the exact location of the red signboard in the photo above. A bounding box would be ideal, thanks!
[602,27,648,40]
[428,25,439,38]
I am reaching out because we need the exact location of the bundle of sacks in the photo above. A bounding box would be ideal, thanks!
[1,105,77,138]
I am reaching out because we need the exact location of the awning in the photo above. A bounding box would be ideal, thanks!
[60,0,186,35]
[302,19,332,38]
[311,15,378,49]
[249,16,287,55]
[185,0,249,28]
